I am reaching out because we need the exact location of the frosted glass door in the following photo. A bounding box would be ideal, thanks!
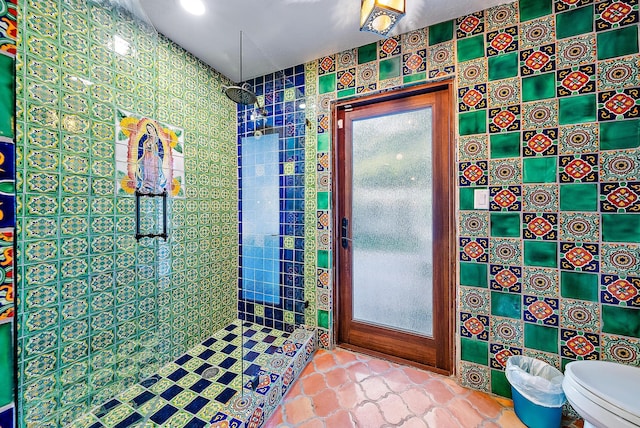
[351,108,433,336]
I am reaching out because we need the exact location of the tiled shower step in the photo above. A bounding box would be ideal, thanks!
[69,320,316,428]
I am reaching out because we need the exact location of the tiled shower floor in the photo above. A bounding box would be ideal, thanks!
[69,320,315,428]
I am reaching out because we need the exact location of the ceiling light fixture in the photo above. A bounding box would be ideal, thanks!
[360,0,405,37]
[179,0,205,15]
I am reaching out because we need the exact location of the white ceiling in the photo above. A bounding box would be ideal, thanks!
[138,0,514,82]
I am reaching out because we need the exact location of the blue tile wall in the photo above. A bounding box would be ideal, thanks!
[238,66,307,331]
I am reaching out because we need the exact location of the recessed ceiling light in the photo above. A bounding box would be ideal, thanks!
[179,0,205,15]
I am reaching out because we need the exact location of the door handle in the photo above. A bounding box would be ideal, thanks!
[341,217,349,249]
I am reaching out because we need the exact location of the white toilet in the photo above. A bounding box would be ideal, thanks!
[563,360,640,428]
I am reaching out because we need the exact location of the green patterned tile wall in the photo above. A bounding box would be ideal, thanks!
[307,0,640,398]
[15,0,237,426]
[0,0,17,426]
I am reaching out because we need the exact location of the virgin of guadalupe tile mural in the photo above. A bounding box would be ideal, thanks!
[0,0,17,57]
[115,108,185,197]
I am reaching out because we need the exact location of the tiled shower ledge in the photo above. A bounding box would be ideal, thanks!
[69,320,316,428]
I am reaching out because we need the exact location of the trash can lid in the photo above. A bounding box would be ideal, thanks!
[565,361,640,415]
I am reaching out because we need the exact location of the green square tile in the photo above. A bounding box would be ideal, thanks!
[491,291,522,319]
[522,73,556,102]
[403,72,427,84]
[602,214,640,243]
[461,337,488,365]
[358,43,378,64]
[488,52,519,81]
[429,20,454,45]
[597,26,639,60]
[556,6,594,39]
[337,88,356,99]
[317,133,330,152]
[491,132,521,158]
[318,310,329,329]
[379,57,401,80]
[524,241,557,268]
[0,54,15,139]
[460,187,481,210]
[524,323,558,353]
[600,119,639,150]
[560,183,598,211]
[457,35,485,62]
[560,271,598,301]
[491,369,512,398]
[459,110,486,135]
[317,250,331,269]
[460,262,488,288]
[491,213,521,238]
[318,73,336,94]
[519,0,553,22]
[559,94,597,125]
[602,305,640,338]
[523,157,557,183]
[317,191,330,210]
[0,322,14,407]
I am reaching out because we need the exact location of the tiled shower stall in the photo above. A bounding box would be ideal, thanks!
[0,0,639,426]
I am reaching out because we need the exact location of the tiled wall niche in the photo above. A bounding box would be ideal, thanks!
[306,0,640,399]
[15,0,238,426]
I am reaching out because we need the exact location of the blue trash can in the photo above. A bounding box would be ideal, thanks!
[505,356,566,428]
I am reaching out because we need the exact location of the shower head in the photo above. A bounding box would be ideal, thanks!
[223,82,258,105]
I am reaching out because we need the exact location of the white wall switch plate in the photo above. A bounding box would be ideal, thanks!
[473,188,489,210]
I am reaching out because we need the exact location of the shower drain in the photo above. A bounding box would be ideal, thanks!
[201,367,220,379]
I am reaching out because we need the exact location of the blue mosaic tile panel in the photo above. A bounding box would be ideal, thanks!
[238,67,307,331]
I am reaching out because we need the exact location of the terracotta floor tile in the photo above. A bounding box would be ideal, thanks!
[299,360,318,378]
[351,402,387,428]
[284,396,315,425]
[378,393,411,425]
[467,390,505,419]
[296,419,325,428]
[332,349,360,366]
[442,376,472,395]
[311,388,340,418]
[402,416,429,428]
[399,386,434,416]
[359,375,391,401]
[493,396,513,407]
[423,407,462,428]
[312,350,338,373]
[264,348,582,428]
[323,367,349,389]
[382,368,413,393]
[345,361,373,383]
[423,379,456,404]
[366,357,393,374]
[325,409,354,428]
[336,381,368,409]
[286,376,304,397]
[448,397,486,428]
[300,372,327,396]
[401,365,436,385]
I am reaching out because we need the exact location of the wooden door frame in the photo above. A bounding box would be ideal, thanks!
[330,80,456,375]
